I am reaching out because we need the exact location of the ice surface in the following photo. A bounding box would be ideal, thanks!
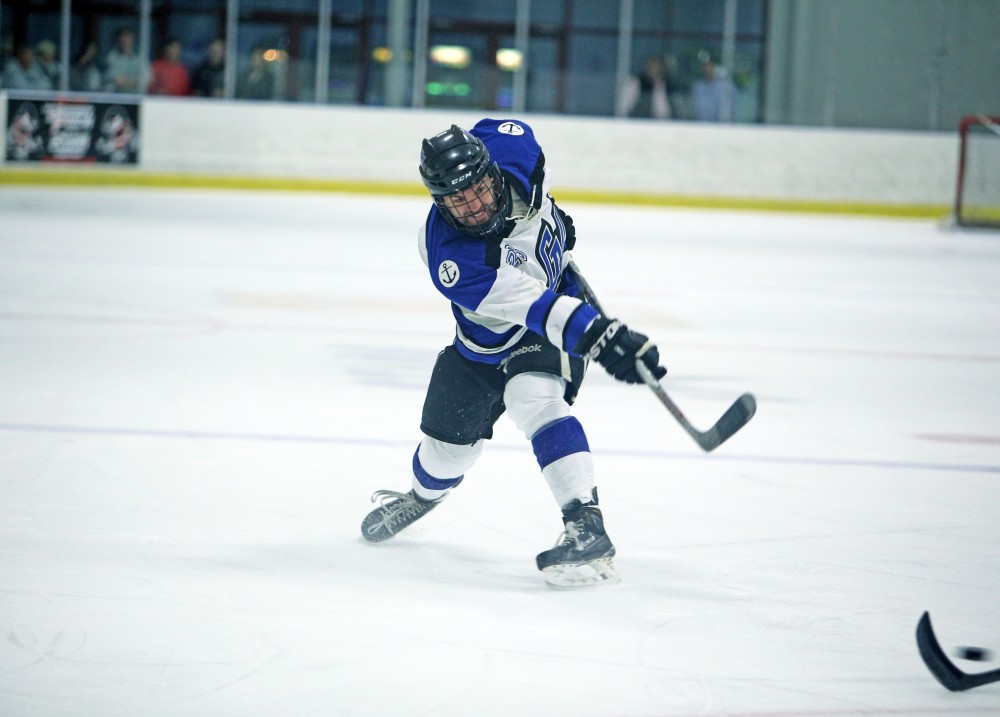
[1,188,999,716]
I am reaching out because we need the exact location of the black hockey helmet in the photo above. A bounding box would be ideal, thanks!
[419,125,511,239]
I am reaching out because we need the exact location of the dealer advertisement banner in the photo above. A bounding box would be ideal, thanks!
[5,93,140,164]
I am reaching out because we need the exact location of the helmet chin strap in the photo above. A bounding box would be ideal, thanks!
[484,181,542,240]
[506,193,537,223]
[497,171,539,224]
[481,183,519,239]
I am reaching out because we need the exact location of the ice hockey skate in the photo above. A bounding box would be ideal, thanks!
[361,489,442,543]
[536,498,619,587]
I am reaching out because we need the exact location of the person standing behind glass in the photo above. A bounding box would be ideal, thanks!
[148,39,191,96]
[623,56,674,120]
[236,47,274,100]
[192,39,226,98]
[691,51,737,122]
[35,40,60,88]
[2,45,53,90]
[71,41,104,92]
[104,27,141,93]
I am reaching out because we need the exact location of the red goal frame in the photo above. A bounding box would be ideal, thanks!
[954,115,1000,228]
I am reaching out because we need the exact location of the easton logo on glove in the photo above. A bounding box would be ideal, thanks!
[586,319,622,360]
[576,317,666,385]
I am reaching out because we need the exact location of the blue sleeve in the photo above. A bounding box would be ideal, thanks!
[424,210,500,312]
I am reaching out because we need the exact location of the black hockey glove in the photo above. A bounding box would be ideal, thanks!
[556,205,576,250]
[574,317,667,385]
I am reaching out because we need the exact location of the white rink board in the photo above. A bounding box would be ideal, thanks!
[1,188,998,717]
[139,99,956,204]
[0,95,934,206]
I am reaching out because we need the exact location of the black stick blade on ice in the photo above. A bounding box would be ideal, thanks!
[636,361,757,452]
[916,612,1000,692]
[704,392,757,451]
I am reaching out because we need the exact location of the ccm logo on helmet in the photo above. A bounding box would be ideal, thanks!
[451,171,473,185]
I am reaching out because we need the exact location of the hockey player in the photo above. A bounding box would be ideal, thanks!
[360,118,666,586]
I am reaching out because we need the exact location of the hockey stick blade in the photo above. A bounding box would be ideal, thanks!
[637,360,756,452]
[916,611,1000,692]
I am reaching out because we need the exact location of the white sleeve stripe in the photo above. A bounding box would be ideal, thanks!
[544,295,579,348]
[474,268,539,325]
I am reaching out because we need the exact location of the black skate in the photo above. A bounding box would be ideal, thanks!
[536,498,619,587]
[361,490,442,543]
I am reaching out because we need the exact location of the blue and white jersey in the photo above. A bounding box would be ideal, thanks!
[418,118,600,365]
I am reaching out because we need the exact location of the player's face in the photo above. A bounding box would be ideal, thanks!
[441,175,501,229]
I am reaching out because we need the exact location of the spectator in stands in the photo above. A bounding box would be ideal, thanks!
[71,41,104,92]
[148,38,191,96]
[236,47,274,100]
[35,39,60,88]
[622,55,675,120]
[104,27,141,93]
[192,38,226,98]
[691,51,737,122]
[2,44,53,90]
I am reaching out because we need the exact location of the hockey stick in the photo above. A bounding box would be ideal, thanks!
[564,260,756,452]
[916,612,1000,692]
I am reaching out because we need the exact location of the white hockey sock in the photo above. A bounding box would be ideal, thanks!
[411,437,482,501]
[541,452,596,509]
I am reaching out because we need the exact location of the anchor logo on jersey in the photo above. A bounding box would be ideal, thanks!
[438,260,460,287]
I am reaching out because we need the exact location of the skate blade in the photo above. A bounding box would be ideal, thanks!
[541,557,620,588]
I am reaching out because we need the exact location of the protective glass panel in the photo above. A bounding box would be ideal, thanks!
[236,0,319,102]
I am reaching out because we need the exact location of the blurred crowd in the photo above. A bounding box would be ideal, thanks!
[0,29,240,99]
[2,28,750,121]
[622,49,747,123]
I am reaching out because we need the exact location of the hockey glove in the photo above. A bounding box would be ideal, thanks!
[575,317,667,385]
[556,205,576,250]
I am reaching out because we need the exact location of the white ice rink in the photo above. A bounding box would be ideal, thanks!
[1,187,999,717]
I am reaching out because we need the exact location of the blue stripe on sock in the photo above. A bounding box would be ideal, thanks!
[531,417,590,469]
[412,448,464,491]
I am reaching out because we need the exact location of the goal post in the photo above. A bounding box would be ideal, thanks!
[954,115,1000,229]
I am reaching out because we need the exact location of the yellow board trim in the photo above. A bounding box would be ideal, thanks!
[0,167,950,219]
